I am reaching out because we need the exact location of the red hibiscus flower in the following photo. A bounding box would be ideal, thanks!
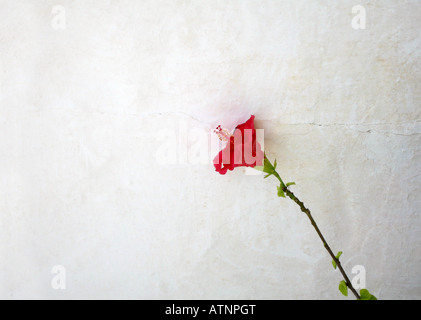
[213,115,264,175]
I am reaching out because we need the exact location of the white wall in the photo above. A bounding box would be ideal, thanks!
[1,0,420,299]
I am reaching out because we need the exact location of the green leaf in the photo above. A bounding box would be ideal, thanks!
[273,159,277,170]
[339,281,348,297]
[277,186,285,198]
[286,182,296,187]
[359,289,370,300]
[332,251,343,269]
[359,289,377,300]
[263,155,276,175]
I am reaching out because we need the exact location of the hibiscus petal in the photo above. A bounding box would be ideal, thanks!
[213,115,263,174]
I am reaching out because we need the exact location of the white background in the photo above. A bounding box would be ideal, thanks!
[1,0,420,299]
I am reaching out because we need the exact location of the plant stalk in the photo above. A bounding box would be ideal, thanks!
[272,169,360,299]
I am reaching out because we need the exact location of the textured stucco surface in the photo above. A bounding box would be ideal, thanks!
[1,0,420,299]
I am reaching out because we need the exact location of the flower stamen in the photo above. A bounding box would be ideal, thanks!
[213,125,232,142]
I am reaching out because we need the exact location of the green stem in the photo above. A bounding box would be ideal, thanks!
[267,158,360,299]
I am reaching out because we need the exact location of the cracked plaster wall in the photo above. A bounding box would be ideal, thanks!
[0,0,420,299]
